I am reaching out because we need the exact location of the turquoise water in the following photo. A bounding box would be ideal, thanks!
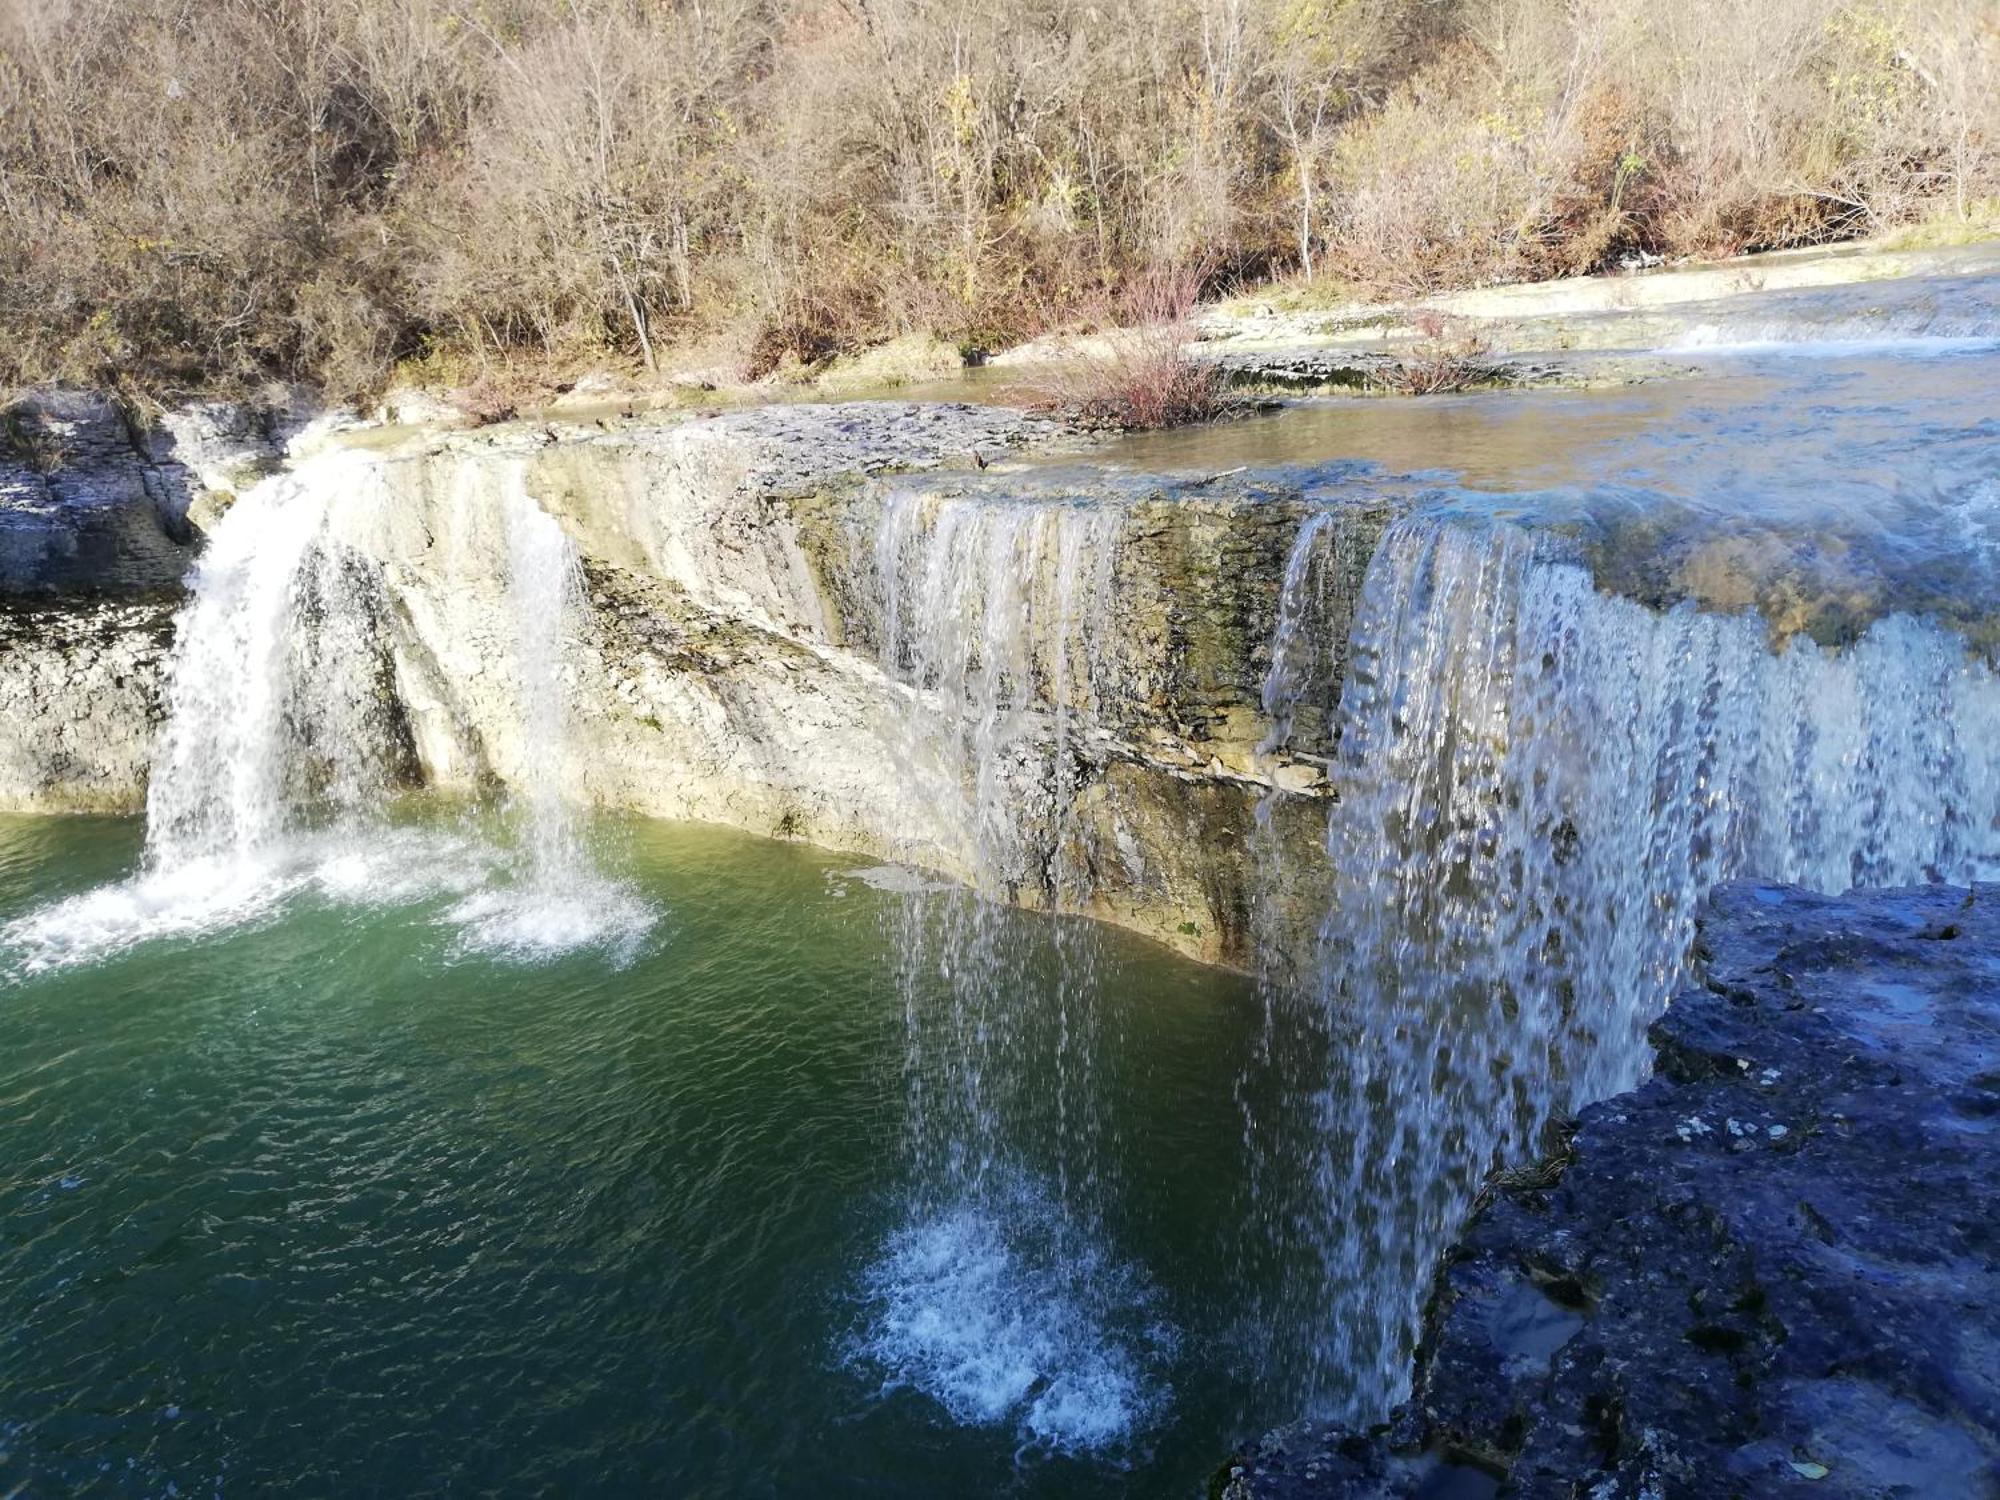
[0,814,1273,1497]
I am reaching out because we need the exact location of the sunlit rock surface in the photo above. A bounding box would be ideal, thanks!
[333,405,1389,965]
[0,598,176,812]
[1225,878,2000,1499]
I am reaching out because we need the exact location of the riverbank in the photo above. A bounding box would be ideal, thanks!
[1225,879,2000,1498]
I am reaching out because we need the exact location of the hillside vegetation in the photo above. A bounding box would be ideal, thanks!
[2,0,1994,399]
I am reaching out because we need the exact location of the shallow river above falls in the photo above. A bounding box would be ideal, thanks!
[0,813,1289,1498]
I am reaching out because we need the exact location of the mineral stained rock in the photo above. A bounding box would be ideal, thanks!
[0,397,1392,966]
[1228,879,2000,1500]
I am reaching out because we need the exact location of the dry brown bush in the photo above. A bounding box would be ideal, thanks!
[1019,267,1232,429]
[1370,312,1500,395]
[0,0,1992,400]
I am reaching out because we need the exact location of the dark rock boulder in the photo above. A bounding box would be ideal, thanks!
[1,390,195,594]
[0,388,307,596]
[1227,879,2000,1500]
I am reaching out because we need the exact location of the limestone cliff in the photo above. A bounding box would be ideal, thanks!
[0,396,1394,966]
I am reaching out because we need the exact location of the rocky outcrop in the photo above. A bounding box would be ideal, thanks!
[0,394,1392,964]
[1,391,204,812]
[145,394,308,534]
[1,390,196,592]
[1225,879,2000,1499]
[1,387,309,592]
[323,402,1392,964]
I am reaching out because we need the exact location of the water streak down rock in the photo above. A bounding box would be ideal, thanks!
[1225,878,2000,1499]
[1246,514,2000,1418]
[145,450,407,870]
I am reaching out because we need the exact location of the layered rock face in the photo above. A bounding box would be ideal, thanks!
[1226,879,2000,1499]
[1,391,195,593]
[0,388,311,813]
[1,392,192,812]
[328,403,1391,964]
[0,599,177,814]
[2,397,1392,965]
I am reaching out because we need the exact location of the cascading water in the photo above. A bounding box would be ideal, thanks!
[850,486,1174,1453]
[441,465,654,962]
[870,485,1119,1196]
[2,449,649,974]
[144,450,406,872]
[0,451,444,971]
[1668,266,2000,354]
[1250,510,2000,1417]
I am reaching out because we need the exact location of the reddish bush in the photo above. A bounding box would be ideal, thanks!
[1021,267,1232,430]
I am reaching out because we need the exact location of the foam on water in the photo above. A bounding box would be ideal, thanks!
[2,448,654,977]
[1,827,492,977]
[442,877,657,966]
[850,1179,1172,1455]
[839,863,957,896]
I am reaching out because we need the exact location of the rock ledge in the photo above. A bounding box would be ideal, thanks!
[1228,879,2000,1500]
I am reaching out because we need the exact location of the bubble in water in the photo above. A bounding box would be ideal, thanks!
[848,1177,1173,1456]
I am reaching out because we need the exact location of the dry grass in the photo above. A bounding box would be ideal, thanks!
[1370,313,1502,395]
[0,0,1992,401]
[1019,269,1233,430]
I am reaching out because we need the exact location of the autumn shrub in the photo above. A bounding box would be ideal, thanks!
[1369,313,1501,395]
[0,0,1991,401]
[1020,267,1231,429]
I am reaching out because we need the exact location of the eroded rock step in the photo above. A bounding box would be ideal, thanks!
[1225,879,2000,1499]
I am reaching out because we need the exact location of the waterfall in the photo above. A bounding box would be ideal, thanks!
[1252,511,2000,1417]
[0,451,443,970]
[3,450,649,973]
[505,476,586,882]
[850,486,1172,1453]
[870,484,1122,1200]
[440,466,654,963]
[145,450,402,870]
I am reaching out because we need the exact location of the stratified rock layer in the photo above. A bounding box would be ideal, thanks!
[350,403,1391,965]
[1,390,195,592]
[1227,879,2000,1500]
[0,598,178,813]
[0,397,1391,966]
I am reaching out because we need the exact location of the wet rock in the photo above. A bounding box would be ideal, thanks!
[1227,879,2000,1499]
[1,387,310,594]
[1,390,194,592]
[0,596,177,811]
